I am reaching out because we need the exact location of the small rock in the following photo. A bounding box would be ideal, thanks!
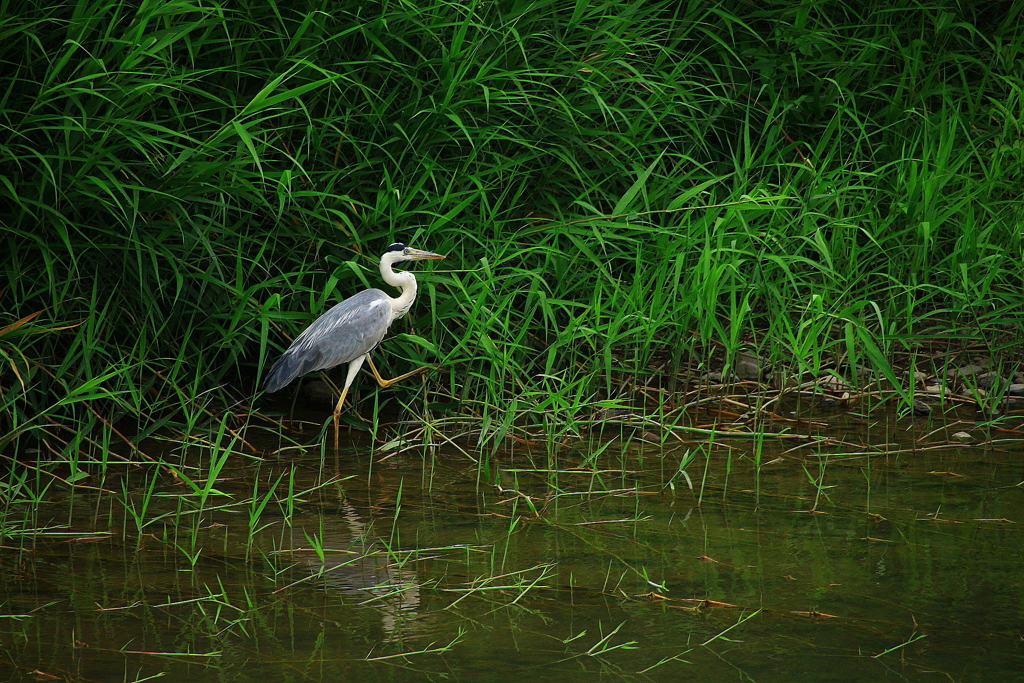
[924,384,945,395]
[819,396,838,408]
[854,364,874,378]
[597,408,631,421]
[976,372,1001,390]
[705,371,724,383]
[735,351,765,381]
[950,431,974,443]
[947,364,985,378]
[819,375,849,391]
[1008,384,1024,397]
[912,400,931,416]
[301,379,335,407]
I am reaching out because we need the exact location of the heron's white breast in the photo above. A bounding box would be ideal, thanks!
[367,296,402,325]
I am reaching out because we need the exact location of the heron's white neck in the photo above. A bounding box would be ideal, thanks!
[380,256,418,319]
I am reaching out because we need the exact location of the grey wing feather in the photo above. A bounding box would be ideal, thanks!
[264,289,393,392]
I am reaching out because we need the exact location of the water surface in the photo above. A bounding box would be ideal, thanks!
[2,414,1023,681]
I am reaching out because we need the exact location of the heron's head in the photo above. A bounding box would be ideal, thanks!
[381,243,446,265]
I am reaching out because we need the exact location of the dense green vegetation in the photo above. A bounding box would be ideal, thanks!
[2,0,1022,458]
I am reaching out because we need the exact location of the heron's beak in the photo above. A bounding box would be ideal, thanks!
[405,248,446,261]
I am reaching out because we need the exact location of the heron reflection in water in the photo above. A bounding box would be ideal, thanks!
[290,501,423,640]
[264,243,445,446]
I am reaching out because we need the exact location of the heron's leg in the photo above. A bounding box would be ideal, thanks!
[333,356,366,449]
[365,356,433,388]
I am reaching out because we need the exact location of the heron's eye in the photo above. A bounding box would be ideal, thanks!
[403,248,410,255]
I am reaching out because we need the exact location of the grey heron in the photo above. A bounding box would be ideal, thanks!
[264,243,445,447]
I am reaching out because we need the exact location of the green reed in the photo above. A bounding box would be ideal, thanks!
[0,0,1020,474]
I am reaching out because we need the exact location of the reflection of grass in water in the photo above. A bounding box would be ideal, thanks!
[802,453,836,513]
[4,439,1023,678]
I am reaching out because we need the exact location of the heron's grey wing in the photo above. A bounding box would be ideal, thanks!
[264,289,393,392]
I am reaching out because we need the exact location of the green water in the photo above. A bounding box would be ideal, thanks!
[3,417,1023,681]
